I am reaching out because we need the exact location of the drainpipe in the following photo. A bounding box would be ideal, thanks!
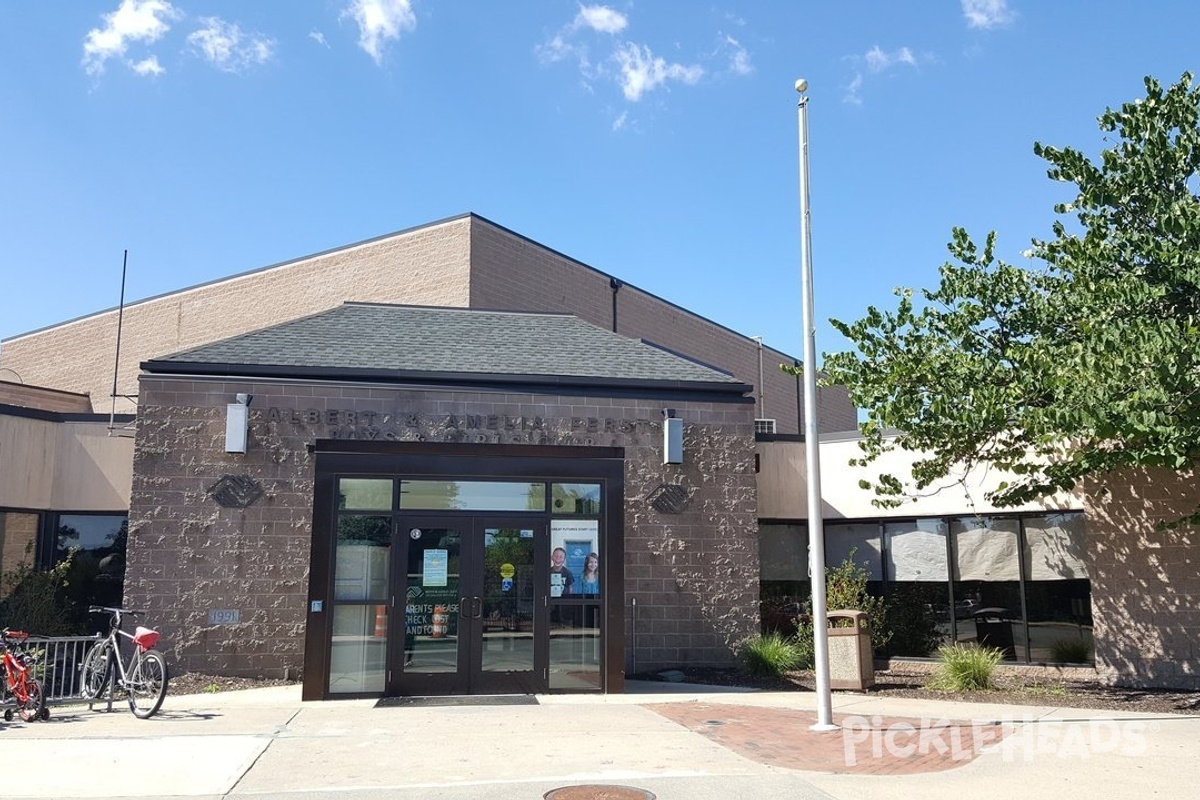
[751,336,764,421]
[610,277,622,333]
[794,358,803,433]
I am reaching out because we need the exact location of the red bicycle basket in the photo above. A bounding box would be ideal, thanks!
[133,626,160,651]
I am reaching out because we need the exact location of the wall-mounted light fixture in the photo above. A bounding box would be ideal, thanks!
[225,393,253,453]
[662,408,683,464]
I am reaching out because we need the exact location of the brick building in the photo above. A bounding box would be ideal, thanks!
[3,213,1190,693]
[3,214,845,699]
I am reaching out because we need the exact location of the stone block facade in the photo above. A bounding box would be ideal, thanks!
[1084,467,1200,689]
[128,374,761,680]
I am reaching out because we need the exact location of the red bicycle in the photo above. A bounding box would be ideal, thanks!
[1,629,48,722]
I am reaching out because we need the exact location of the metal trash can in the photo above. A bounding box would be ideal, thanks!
[826,610,875,690]
[972,607,1016,658]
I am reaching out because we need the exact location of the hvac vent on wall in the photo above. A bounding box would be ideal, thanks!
[754,419,777,435]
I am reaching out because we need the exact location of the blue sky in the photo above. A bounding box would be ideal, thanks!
[1,1,1197,370]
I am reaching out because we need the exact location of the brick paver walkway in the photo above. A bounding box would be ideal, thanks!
[648,702,1010,775]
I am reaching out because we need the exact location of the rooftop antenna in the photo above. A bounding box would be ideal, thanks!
[108,250,128,436]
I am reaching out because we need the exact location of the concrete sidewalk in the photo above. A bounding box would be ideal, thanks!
[3,681,1197,800]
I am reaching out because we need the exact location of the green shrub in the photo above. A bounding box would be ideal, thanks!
[0,554,80,635]
[740,633,805,676]
[927,643,1005,691]
[790,551,892,665]
[1050,637,1092,664]
[792,620,816,670]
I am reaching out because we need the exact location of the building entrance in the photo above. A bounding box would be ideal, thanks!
[304,442,626,702]
[389,516,549,695]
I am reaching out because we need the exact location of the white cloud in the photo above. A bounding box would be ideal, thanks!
[536,4,625,67]
[82,0,180,77]
[536,33,580,65]
[845,44,920,104]
[132,56,164,76]
[540,5,723,107]
[962,0,1016,29]
[844,73,864,106]
[309,31,330,48]
[723,35,752,76]
[612,110,628,131]
[188,18,275,73]
[865,45,916,72]
[577,5,628,34]
[614,43,702,102]
[342,0,416,65]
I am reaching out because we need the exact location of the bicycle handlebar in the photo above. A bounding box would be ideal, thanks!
[88,606,145,616]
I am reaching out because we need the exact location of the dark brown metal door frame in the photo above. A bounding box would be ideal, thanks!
[386,515,549,696]
[305,441,625,702]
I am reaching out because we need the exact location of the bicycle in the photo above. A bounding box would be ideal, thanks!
[79,606,169,719]
[1,629,48,722]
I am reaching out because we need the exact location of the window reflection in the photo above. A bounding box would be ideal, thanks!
[551,483,601,515]
[759,513,1092,663]
[56,513,127,615]
[548,605,601,690]
[334,515,390,602]
[338,478,393,510]
[400,480,546,511]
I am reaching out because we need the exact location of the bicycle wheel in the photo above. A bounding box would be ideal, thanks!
[79,642,112,701]
[17,678,45,722]
[127,649,169,719]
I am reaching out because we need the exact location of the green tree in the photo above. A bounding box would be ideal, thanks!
[824,74,1200,520]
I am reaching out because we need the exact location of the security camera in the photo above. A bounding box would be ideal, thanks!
[795,78,808,93]
[235,393,253,405]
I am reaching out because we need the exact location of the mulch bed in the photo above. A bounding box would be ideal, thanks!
[650,667,1200,716]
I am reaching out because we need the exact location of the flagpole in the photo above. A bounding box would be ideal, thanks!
[796,77,837,731]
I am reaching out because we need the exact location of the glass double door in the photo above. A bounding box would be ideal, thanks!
[389,516,549,695]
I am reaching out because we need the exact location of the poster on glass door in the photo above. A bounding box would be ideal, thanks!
[550,519,600,597]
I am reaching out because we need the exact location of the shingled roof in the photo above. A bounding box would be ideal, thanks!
[143,303,751,395]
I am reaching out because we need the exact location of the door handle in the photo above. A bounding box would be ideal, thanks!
[472,596,484,619]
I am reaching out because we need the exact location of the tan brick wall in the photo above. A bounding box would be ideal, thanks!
[1084,467,1200,689]
[468,219,856,434]
[0,381,92,413]
[1,218,473,413]
[2,214,857,432]
[0,511,39,593]
[128,374,760,680]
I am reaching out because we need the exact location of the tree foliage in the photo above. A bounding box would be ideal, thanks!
[824,74,1200,518]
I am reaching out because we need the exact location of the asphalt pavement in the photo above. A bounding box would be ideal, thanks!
[3,679,1197,800]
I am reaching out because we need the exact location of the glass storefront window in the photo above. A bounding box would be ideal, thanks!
[400,480,546,511]
[329,604,386,693]
[1023,513,1093,663]
[951,516,1024,660]
[825,523,882,579]
[758,523,810,636]
[886,519,948,582]
[884,520,951,656]
[334,515,390,602]
[338,478,393,510]
[760,513,1091,663]
[56,513,128,613]
[548,605,601,690]
[551,483,601,515]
